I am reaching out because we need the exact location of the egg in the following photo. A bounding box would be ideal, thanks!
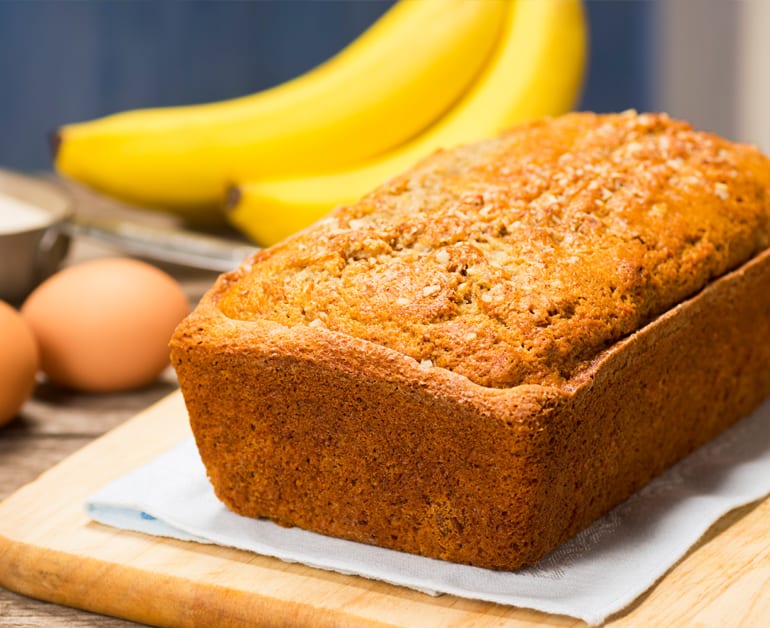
[0,300,39,426]
[21,257,191,393]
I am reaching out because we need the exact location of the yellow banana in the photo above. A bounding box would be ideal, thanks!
[53,0,508,218]
[227,0,587,247]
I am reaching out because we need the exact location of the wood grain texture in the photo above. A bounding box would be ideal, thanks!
[0,379,177,500]
[0,382,176,627]
[0,589,138,628]
[1,391,769,627]
[0,377,177,627]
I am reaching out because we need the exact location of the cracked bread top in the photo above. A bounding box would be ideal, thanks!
[217,111,770,389]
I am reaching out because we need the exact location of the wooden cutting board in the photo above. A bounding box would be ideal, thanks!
[1,391,769,627]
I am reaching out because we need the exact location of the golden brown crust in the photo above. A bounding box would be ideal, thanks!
[217,111,770,388]
[171,111,770,569]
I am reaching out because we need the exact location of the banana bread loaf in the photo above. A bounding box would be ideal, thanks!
[170,111,770,570]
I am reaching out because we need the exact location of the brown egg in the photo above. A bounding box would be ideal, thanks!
[21,257,191,393]
[0,300,39,426]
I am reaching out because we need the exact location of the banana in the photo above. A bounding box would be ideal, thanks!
[53,0,508,218]
[227,0,587,246]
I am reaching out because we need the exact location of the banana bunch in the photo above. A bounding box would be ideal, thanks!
[54,0,508,220]
[54,0,587,243]
[229,0,587,245]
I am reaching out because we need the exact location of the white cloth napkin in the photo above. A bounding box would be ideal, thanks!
[86,397,770,625]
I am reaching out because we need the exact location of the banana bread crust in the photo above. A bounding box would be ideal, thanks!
[171,111,770,569]
[216,111,770,388]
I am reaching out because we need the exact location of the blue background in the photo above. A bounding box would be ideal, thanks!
[0,0,655,172]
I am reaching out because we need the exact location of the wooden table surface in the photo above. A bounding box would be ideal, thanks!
[0,182,227,626]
